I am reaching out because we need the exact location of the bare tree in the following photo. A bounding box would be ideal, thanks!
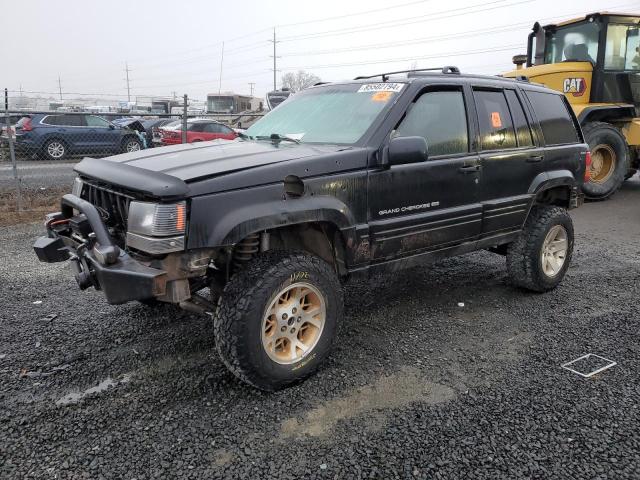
[281,70,321,92]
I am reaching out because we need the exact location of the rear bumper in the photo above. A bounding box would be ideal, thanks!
[33,194,167,304]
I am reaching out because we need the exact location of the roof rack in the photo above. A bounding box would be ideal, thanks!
[354,66,460,81]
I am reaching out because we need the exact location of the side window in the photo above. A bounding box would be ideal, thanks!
[474,89,517,150]
[42,115,61,126]
[189,123,205,132]
[525,91,580,145]
[204,123,220,133]
[85,115,111,128]
[61,114,85,127]
[395,90,468,156]
[504,90,534,147]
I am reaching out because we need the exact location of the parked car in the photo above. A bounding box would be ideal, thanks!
[34,68,588,391]
[154,120,181,146]
[13,114,144,160]
[160,119,237,145]
[141,118,175,147]
[1,114,26,140]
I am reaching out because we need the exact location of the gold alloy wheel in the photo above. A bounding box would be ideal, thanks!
[541,225,568,278]
[590,144,616,184]
[261,282,326,365]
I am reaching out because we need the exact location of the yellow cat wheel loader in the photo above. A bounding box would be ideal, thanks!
[503,12,640,199]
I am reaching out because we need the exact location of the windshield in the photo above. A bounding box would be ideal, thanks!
[208,96,234,113]
[545,22,599,64]
[246,83,405,144]
[605,24,640,70]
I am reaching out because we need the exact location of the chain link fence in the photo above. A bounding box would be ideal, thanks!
[1,91,265,224]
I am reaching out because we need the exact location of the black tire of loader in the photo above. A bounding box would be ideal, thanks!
[582,122,629,200]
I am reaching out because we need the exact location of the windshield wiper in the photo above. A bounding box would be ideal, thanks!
[255,133,301,144]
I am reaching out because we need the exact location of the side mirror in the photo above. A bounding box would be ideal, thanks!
[108,124,115,130]
[387,136,428,166]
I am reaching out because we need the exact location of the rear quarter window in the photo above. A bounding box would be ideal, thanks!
[525,91,580,145]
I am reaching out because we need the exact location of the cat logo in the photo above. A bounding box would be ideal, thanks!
[562,77,587,97]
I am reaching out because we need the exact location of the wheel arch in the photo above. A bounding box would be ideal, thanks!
[187,193,357,275]
[577,105,635,125]
[528,170,577,208]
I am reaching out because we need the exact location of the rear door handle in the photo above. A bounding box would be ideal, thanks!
[527,155,543,163]
[458,165,481,173]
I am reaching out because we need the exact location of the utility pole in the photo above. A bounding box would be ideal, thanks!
[124,62,131,102]
[218,42,225,94]
[268,28,280,91]
[57,76,63,100]
[248,82,255,96]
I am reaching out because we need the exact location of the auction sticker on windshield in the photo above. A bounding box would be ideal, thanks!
[357,83,405,93]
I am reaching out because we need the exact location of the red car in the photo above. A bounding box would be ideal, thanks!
[160,119,237,145]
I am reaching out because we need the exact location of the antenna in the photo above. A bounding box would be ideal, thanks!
[57,76,63,100]
[248,82,255,96]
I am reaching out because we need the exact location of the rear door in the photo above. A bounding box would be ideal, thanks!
[47,114,86,152]
[368,86,482,261]
[472,87,541,236]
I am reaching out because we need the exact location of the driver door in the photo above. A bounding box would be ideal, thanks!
[368,86,482,262]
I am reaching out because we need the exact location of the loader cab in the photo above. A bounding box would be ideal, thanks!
[525,13,640,104]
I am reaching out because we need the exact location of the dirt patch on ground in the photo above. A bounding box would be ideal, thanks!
[280,367,455,439]
[0,186,67,226]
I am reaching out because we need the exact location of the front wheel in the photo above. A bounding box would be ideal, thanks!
[506,205,574,292]
[214,250,343,391]
[122,137,142,153]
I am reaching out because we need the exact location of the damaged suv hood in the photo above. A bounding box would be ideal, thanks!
[74,140,347,198]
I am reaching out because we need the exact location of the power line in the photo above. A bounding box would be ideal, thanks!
[281,23,531,57]
[281,44,522,71]
[280,0,530,42]
[274,0,434,29]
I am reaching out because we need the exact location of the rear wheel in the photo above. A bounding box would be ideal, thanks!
[42,139,67,160]
[506,205,574,292]
[582,122,628,200]
[214,250,343,391]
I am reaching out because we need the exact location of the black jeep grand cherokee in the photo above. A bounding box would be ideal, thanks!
[34,67,588,390]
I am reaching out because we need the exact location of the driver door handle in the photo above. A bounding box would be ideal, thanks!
[458,164,481,173]
[527,155,543,163]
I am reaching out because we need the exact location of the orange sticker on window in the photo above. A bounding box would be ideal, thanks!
[491,111,502,128]
[371,91,393,102]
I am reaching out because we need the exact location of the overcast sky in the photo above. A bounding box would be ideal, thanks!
[1,0,635,103]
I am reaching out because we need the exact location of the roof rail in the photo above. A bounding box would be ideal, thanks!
[354,66,461,81]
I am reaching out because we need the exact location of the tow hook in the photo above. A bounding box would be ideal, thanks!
[69,254,94,290]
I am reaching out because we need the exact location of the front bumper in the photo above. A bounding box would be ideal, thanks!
[33,194,168,304]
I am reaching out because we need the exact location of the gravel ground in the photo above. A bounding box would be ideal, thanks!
[2,178,640,479]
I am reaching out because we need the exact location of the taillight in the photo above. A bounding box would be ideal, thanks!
[584,151,592,182]
[21,118,33,132]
